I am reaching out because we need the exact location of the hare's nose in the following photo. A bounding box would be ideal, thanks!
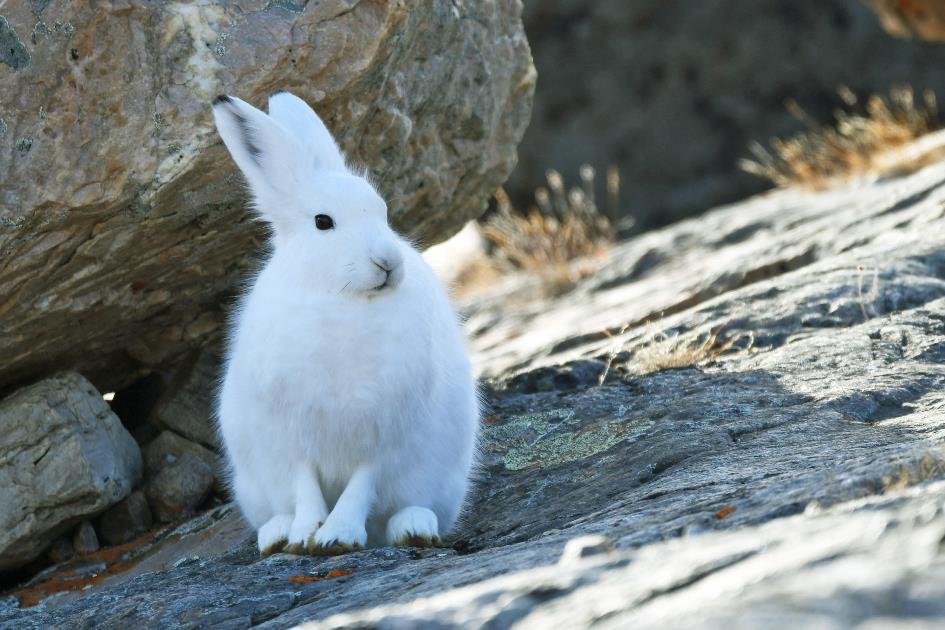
[371,257,395,273]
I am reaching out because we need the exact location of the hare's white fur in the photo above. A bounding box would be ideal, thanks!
[212,92,479,554]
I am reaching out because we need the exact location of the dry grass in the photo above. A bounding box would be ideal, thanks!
[448,256,506,299]
[598,324,755,384]
[857,264,881,322]
[632,327,755,376]
[740,86,942,188]
[482,165,619,295]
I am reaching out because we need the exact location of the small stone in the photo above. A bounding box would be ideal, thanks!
[145,453,214,523]
[143,430,224,495]
[558,535,615,566]
[46,537,73,564]
[143,430,221,479]
[72,521,100,555]
[98,491,153,546]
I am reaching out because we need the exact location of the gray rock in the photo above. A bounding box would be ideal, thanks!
[71,522,99,556]
[511,0,945,231]
[0,0,535,393]
[0,372,141,571]
[300,483,945,629]
[143,430,222,486]
[98,491,153,547]
[7,147,945,627]
[150,351,220,450]
[145,453,215,524]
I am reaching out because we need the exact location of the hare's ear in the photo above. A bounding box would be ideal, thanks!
[267,91,347,173]
[212,95,302,207]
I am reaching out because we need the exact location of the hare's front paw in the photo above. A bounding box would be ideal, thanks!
[284,511,328,555]
[309,518,367,555]
[386,506,440,547]
[258,514,293,556]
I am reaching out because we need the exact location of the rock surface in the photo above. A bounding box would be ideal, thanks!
[145,453,215,524]
[0,0,535,393]
[302,483,945,629]
[149,351,220,450]
[98,491,153,548]
[5,156,945,626]
[511,0,945,230]
[0,372,142,571]
[143,430,222,483]
[44,539,73,566]
[70,522,99,556]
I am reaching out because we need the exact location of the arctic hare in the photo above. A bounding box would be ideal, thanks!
[212,92,479,556]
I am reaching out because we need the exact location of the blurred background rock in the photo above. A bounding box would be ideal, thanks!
[507,0,945,231]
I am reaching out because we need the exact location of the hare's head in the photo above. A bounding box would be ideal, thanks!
[212,92,404,295]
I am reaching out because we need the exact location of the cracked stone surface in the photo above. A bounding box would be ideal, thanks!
[5,154,945,627]
[0,0,535,393]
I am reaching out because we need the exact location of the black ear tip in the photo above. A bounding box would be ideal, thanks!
[213,94,233,106]
[270,89,288,98]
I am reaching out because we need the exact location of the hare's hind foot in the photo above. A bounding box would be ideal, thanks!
[387,506,441,547]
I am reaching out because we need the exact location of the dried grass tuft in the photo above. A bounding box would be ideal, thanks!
[740,86,942,188]
[882,454,945,494]
[632,327,755,376]
[482,166,619,295]
[597,324,755,385]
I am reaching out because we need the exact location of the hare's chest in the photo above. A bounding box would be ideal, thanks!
[238,291,433,420]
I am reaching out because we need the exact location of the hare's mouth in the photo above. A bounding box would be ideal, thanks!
[369,276,400,293]
[368,266,402,293]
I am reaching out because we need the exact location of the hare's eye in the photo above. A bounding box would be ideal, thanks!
[314,214,334,231]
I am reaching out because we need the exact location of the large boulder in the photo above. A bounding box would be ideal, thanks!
[0,372,142,571]
[0,0,535,393]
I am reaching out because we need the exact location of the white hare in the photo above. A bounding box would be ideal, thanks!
[212,91,479,556]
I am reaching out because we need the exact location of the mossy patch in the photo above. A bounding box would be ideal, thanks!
[0,16,31,71]
[266,0,307,14]
[484,408,650,471]
[214,32,228,57]
[15,137,33,154]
